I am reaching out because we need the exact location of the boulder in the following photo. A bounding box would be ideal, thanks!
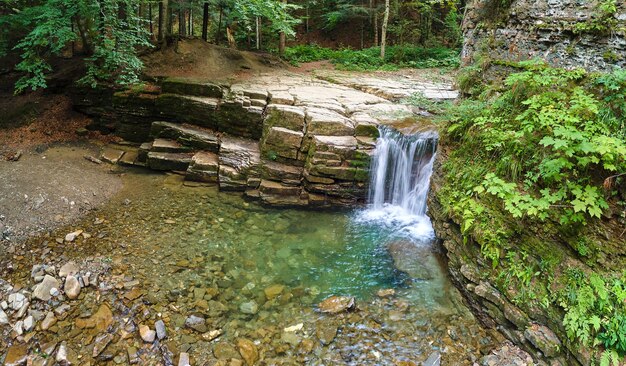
[161,77,223,98]
[186,152,219,183]
[33,275,60,302]
[524,324,561,357]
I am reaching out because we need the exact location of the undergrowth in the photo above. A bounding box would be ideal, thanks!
[438,60,626,362]
[283,44,460,70]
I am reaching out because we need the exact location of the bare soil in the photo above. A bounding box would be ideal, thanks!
[0,145,122,247]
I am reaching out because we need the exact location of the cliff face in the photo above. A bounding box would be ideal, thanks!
[462,0,626,71]
[428,158,584,366]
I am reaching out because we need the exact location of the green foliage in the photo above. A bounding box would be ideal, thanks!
[283,44,460,70]
[447,61,626,227]
[439,60,626,360]
[557,270,626,359]
[573,0,618,36]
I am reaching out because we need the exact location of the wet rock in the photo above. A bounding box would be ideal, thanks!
[185,315,207,333]
[377,288,396,298]
[237,338,259,366]
[56,342,69,365]
[318,295,355,314]
[75,304,113,331]
[64,275,81,299]
[127,346,139,364]
[139,324,156,343]
[92,333,114,357]
[264,284,285,300]
[41,311,57,330]
[178,352,191,366]
[64,230,83,242]
[16,300,29,319]
[524,324,561,357]
[284,323,303,332]
[423,351,441,366]
[480,341,534,366]
[23,315,35,331]
[33,275,60,301]
[316,321,338,345]
[239,300,259,315]
[213,342,240,360]
[387,240,436,280]
[4,343,28,366]
[9,292,26,310]
[0,308,8,324]
[58,262,80,277]
[155,319,167,340]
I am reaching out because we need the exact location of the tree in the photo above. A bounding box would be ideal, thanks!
[380,0,389,58]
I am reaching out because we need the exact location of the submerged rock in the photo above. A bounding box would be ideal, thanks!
[387,240,437,280]
[239,300,259,315]
[318,295,355,314]
[64,275,81,299]
[237,338,259,366]
[4,343,28,366]
[139,324,156,343]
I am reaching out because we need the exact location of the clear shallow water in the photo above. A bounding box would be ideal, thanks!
[10,171,492,365]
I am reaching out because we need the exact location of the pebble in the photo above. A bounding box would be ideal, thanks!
[92,333,114,357]
[0,308,8,324]
[4,343,28,366]
[283,323,303,332]
[33,275,60,301]
[23,315,35,331]
[41,311,57,330]
[64,230,83,242]
[185,315,207,333]
[59,262,80,277]
[139,324,156,343]
[239,300,259,315]
[155,319,167,340]
[318,295,355,314]
[9,292,26,310]
[178,352,191,366]
[237,338,259,366]
[64,275,81,299]
[56,342,68,364]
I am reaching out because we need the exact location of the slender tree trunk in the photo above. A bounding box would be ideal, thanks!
[189,8,192,36]
[380,0,389,58]
[149,3,153,36]
[278,0,287,56]
[255,17,261,49]
[202,2,209,41]
[158,1,164,42]
[167,1,173,40]
[216,7,223,44]
[179,9,185,37]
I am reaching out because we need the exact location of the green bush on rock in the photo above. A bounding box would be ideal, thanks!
[438,60,626,362]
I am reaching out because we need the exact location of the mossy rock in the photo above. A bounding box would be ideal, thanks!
[161,77,223,98]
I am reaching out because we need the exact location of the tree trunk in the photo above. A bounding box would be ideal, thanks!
[255,17,261,49]
[216,7,223,44]
[158,1,164,43]
[188,8,192,36]
[278,0,287,56]
[202,2,209,41]
[149,3,153,37]
[372,0,378,46]
[380,0,389,59]
[179,9,186,37]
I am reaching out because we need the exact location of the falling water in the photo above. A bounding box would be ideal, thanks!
[356,126,438,241]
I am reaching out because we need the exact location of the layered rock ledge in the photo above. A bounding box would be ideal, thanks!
[72,73,453,207]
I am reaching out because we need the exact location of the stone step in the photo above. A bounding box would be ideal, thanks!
[137,142,152,163]
[146,152,193,171]
[151,121,220,152]
[160,77,224,98]
[151,138,193,153]
[186,152,219,183]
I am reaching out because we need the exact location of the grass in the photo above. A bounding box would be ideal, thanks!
[283,44,460,71]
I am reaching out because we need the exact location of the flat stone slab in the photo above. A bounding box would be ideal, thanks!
[118,150,140,166]
[161,77,224,98]
[147,152,193,171]
[151,138,193,153]
[151,121,220,152]
[186,152,219,183]
[100,147,125,164]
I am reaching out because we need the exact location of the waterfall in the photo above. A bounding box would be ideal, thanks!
[358,126,438,240]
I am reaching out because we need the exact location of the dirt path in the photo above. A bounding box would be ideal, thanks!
[0,144,122,247]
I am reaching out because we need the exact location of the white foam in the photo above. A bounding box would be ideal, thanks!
[354,203,435,242]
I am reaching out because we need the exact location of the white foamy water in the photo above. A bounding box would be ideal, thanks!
[356,127,438,242]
